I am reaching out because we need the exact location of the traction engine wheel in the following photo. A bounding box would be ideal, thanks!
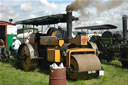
[18,43,37,71]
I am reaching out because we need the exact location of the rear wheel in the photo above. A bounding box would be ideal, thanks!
[18,44,38,71]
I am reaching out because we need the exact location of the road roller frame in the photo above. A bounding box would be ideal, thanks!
[15,7,103,80]
[66,48,96,67]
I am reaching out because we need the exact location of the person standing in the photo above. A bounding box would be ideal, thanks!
[12,37,21,54]
[0,39,6,55]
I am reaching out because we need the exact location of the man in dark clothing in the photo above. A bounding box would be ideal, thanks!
[0,39,6,55]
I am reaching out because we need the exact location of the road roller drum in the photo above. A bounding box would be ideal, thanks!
[67,54,101,80]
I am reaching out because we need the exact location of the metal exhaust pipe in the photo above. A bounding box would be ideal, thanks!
[122,15,128,42]
[66,5,72,38]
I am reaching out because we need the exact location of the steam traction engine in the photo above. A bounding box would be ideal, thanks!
[75,15,128,68]
[15,7,103,79]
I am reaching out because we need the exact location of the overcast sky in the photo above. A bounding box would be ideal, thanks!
[0,0,128,30]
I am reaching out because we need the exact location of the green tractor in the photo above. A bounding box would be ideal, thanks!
[75,15,128,68]
[76,24,120,61]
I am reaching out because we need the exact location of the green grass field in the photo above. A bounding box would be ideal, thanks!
[0,59,128,85]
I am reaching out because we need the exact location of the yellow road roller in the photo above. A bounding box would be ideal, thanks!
[15,7,103,80]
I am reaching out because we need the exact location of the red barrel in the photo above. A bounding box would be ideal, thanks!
[49,67,67,85]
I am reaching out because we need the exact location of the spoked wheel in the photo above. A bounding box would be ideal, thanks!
[67,54,101,80]
[18,43,38,71]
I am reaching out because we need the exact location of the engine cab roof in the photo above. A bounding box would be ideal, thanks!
[75,24,117,30]
[15,14,78,25]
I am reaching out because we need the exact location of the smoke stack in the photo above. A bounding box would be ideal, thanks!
[122,15,128,42]
[66,5,73,38]
[9,19,13,23]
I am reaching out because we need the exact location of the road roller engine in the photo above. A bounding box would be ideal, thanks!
[75,15,128,68]
[15,6,103,80]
